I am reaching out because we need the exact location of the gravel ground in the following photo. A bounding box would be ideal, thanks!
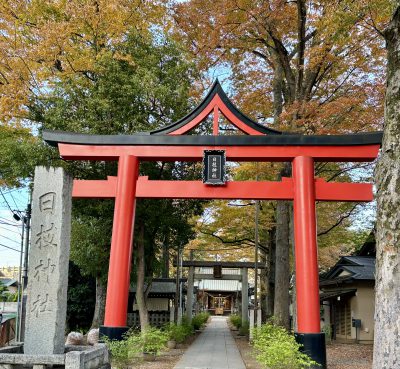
[234,332,373,369]
[111,332,199,369]
[112,328,373,369]
[326,342,373,369]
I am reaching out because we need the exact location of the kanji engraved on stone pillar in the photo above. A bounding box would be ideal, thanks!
[24,167,73,355]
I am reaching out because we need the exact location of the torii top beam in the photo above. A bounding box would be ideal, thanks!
[42,79,382,163]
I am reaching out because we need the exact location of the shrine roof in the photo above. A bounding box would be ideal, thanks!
[42,80,383,147]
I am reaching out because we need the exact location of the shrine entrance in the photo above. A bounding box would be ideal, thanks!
[43,80,382,368]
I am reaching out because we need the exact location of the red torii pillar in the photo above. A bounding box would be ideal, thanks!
[293,156,326,366]
[101,155,139,338]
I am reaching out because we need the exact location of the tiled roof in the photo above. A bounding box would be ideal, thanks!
[0,278,18,287]
[320,288,357,301]
[321,256,375,284]
[130,279,183,295]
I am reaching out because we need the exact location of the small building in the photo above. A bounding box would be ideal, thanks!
[128,278,182,328]
[320,234,375,343]
[0,279,18,294]
[195,267,242,315]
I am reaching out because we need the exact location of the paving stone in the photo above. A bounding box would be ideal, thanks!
[174,316,246,369]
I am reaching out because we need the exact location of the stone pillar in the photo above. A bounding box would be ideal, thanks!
[241,268,248,324]
[249,309,254,341]
[186,266,194,322]
[257,308,262,328]
[24,167,73,355]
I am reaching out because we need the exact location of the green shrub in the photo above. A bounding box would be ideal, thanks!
[104,336,131,368]
[252,323,318,369]
[181,316,195,336]
[104,327,168,367]
[137,327,168,354]
[165,323,193,343]
[239,320,249,336]
[229,314,242,329]
[322,325,332,345]
[191,312,210,330]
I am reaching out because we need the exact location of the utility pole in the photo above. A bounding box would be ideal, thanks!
[22,203,31,289]
[19,201,31,341]
[15,217,25,341]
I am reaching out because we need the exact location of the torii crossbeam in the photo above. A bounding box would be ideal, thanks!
[43,80,382,368]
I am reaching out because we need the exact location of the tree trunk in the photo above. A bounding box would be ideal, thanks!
[162,233,169,278]
[274,200,291,329]
[261,228,276,321]
[259,247,267,321]
[272,58,284,123]
[289,207,297,332]
[266,227,276,319]
[136,223,149,333]
[373,9,400,368]
[91,277,106,328]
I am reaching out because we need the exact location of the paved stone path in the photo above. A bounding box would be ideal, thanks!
[174,316,246,369]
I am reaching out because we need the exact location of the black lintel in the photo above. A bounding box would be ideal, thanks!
[42,129,383,148]
[173,260,266,269]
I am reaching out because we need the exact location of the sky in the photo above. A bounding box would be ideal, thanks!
[0,188,29,267]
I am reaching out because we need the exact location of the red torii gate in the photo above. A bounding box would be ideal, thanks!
[43,81,381,368]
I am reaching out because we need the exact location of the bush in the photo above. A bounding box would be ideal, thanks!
[229,314,242,329]
[104,337,130,368]
[252,322,318,369]
[137,327,168,354]
[165,322,193,343]
[191,312,210,330]
[239,320,249,336]
[322,325,332,345]
[104,327,168,367]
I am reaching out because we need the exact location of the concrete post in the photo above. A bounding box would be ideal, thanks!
[241,268,248,324]
[186,266,194,323]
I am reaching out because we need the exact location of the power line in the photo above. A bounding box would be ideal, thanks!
[0,216,20,225]
[0,226,21,235]
[0,189,13,213]
[9,192,20,211]
[0,234,21,245]
[0,243,21,253]
[0,220,22,228]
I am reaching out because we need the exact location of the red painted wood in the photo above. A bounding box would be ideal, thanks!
[213,105,219,135]
[214,95,263,135]
[292,156,320,333]
[59,143,380,162]
[73,177,117,198]
[168,98,214,135]
[315,179,373,201]
[104,155,139,328]
[168,94,264,135]
[72,177,373,202]
[136,177,293,199]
